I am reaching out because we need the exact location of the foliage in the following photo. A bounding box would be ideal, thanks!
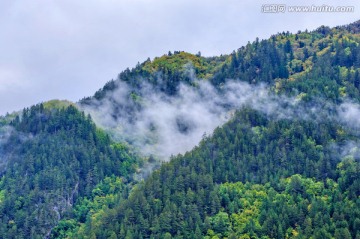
[3,20,360,239]
[59,108,360,238]
[0,105,138,238]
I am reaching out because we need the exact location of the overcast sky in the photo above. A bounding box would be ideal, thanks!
[0,0,359,115]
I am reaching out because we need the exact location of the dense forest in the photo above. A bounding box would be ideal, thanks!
[52,108,360,239]
[0,20,360,238]
[81,21,360,105]
[0,103,139,238]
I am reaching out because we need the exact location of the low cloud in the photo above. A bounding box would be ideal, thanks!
[0,125,14,149]
[82,79,233,160]
[328,140,360,165]
[0,125,15,172]
[80,68,360,162]
[338,102,360,132]
[80,73,318,160]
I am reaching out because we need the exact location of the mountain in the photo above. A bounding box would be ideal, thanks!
[0,20,360,239]
[82,21,360,101]
[79,20,360,160]
[0,104,139,238]
[55,107,360,238]
[62,20,360,238]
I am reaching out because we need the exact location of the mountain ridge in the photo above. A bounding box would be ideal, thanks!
[50,19,360,239]
[0,19,360,239]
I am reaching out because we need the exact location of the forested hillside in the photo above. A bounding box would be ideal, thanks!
[1,20,360,239]
[82,21,360,103]
[78,20,360,160]
[0,104,139,238]
[61,20,360,238]
[54,108,360,238]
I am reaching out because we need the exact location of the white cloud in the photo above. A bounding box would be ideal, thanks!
[80,74,318,160]
[338,102,360,130]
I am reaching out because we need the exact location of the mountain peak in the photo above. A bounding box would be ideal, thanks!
[141,51,222,79]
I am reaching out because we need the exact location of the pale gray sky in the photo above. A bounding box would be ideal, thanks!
[0,0,359,115]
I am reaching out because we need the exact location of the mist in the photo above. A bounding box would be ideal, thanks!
[0,125,14,172]
[0,125,14,152]
[338,101,360,131]
[80,73,319,160]
[82,79,233,160]
[80,65,360,162]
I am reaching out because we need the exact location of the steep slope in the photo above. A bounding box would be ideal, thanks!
[1,20,360,239]
[0,104,139,238]
[81,21,360,101]
[51,20,360,238]
[79,20,360,161]
[58,108,360,238]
